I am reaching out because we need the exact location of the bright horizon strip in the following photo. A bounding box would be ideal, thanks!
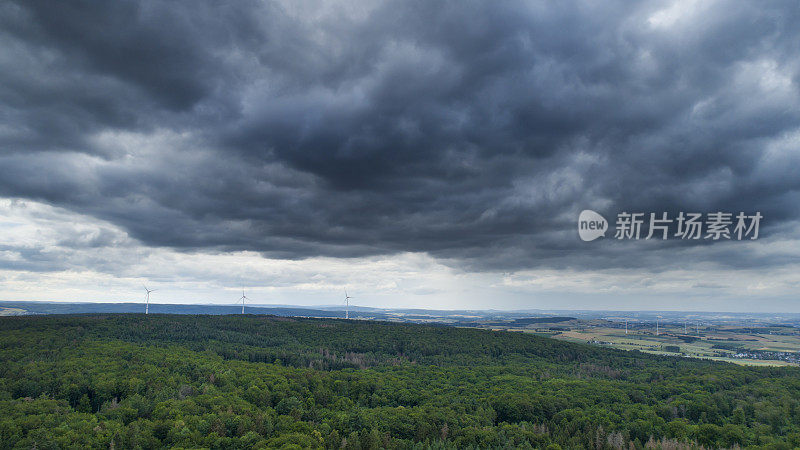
[1,198,800,312]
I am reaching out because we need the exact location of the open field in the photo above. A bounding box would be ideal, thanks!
[538,323,800,366]
[0,307,26,316]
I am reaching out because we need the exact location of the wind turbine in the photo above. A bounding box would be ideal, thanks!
[656,316,661,336]
[344,289,353,319]
[143,285,155,315]
[625,319,628,335]
[239,289,248,314]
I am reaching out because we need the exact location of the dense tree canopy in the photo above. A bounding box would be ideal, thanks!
[0,314,798,449]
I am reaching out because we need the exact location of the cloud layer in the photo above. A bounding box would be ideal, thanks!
[1,1,799,308]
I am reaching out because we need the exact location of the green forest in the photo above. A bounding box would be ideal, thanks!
[0,315,798,449]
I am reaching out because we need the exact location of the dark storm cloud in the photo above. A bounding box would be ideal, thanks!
[1,0,799,271]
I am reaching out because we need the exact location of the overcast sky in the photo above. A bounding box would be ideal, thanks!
[1,0,799,311]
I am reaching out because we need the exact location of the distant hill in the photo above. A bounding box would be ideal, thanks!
[510,316,575,325]
[0,301,576,325]
[0,301,346,318]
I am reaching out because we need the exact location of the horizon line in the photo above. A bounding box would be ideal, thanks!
[1,299,797,315]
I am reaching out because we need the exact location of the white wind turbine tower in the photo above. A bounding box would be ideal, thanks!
[656,316,661,336]
[344,289,353,319]
[239,289,248,314]
[143,285,156,315]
